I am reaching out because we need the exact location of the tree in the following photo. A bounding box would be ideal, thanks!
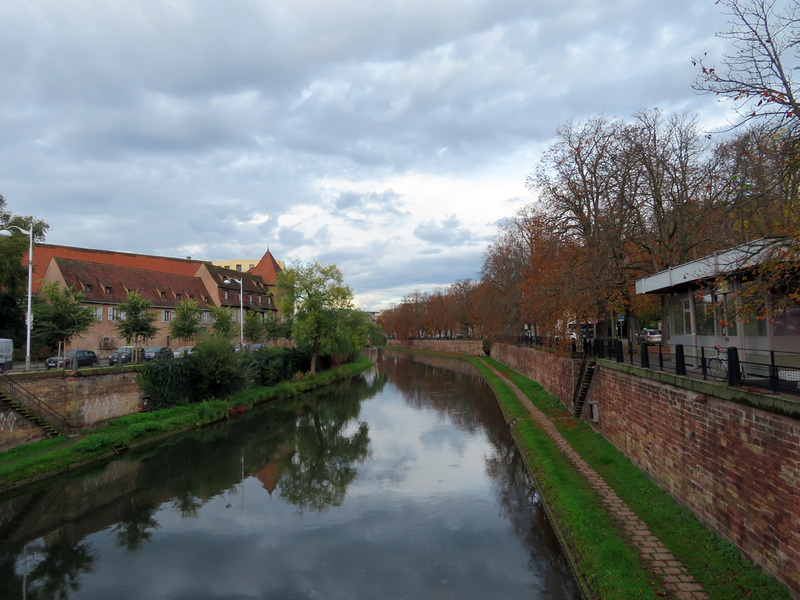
[32,282,97,357]
[693,0,800,134]
[243,310,265,345]
[263,312,283,346]
[169,298,203,345]
[0,195,49,301]
[275,262,354,375]
[0,195,49,350]
[115,290,158,354]
[210,306,236,339]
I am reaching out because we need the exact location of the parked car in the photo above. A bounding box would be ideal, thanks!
[144,346,174,361]
[234,343,251,352]
[637,329,662,345]
[108,346,145,366]
[45,350,99,369]
[252,343,267,351]
[173,345,196,358]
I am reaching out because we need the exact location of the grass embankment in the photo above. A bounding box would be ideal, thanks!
[0,357,373,492]
[471,356,790,600]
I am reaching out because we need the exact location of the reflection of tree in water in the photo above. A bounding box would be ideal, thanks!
[172,489,202,518]
[379,349,580,596]
[379,349,501,434]
[18,534,96,600]
[112,499,160,554]
[486,445,578,595]
[278,384,371,513]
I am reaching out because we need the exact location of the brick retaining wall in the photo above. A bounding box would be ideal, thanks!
[493,342,800,598]
[387,338,485,355]
[1,370,143,451]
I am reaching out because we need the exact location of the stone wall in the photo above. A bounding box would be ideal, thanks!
[386,338,484,355]
[491,343,580,407]
[492,342,800,598]
[0,369,144,451]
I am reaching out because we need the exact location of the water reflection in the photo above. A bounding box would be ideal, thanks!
[0,349,580,599]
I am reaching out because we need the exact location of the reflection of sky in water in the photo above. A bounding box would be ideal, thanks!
[14,359,579,600]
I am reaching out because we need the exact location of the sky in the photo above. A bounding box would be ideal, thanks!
[0,0,739,310]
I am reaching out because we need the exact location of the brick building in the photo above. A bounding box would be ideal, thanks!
[26,245,284,358]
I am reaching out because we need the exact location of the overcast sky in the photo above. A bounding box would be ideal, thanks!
[1,0,738,310]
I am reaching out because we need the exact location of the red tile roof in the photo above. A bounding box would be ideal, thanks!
[204,263,277,312]
[248,250,283,286]
[52,257,214,309]
[28,244,204,292]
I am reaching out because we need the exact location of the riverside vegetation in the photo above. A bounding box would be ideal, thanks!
[0,350,372,491]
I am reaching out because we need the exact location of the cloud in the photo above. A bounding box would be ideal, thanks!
[414,215,479,247]
[0,0,735,310]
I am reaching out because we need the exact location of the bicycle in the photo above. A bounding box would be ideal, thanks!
[706,345,729,381]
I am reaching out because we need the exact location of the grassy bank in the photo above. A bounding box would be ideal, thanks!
[0,357,373,493]
[470,356,790,600]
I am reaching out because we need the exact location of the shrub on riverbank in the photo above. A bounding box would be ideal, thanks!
[138,340,311,409]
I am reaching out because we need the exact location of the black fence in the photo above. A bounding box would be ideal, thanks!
[585,338,800,397]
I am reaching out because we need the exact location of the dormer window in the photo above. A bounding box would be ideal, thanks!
[176,293,181,300]
[84,284,93,293]
[161,291,167,299]
[105,286,112,295]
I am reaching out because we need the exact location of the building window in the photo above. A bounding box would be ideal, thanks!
[84,284,93,293]
[224,290,229,300]
[249,293,253,302]
[105,286,113,295]
[161,310,174,323]
[161,291,167,299]
[110,307,126,321]
[236,264,242,271]
[176,293,181,300]
[202,312,212,324]
[86,306,102,320]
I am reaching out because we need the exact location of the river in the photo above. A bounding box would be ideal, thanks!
[0,348,581,599]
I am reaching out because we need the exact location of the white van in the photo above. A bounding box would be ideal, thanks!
[0,338,13,372]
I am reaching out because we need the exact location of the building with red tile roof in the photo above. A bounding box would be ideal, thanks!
[30,246,283,358]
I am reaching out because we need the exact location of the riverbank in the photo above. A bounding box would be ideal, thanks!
[0,357,373,495]
[471,355,790,600]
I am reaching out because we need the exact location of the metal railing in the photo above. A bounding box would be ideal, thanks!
[608,341,800,397]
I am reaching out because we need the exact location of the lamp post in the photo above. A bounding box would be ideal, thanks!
[0,225,33,371]
[223,276,244,348]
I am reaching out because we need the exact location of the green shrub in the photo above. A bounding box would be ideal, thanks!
[127,421,166,440]
[138,356,194,409]
[74,434,112,454]
[188,336,254,401]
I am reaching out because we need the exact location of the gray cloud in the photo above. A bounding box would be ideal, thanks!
[0,0,733,309]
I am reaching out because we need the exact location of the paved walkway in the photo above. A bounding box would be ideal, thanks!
[486,363,709,600]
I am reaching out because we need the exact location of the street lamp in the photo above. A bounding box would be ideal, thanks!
[223,276,244,347]
[0,225,33,371]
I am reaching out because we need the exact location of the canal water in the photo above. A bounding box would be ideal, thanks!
[0,349,581,599]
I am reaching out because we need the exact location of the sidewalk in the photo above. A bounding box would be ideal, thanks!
[485,362,709,600]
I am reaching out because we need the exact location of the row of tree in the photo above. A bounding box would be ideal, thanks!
[381,0,800,341]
